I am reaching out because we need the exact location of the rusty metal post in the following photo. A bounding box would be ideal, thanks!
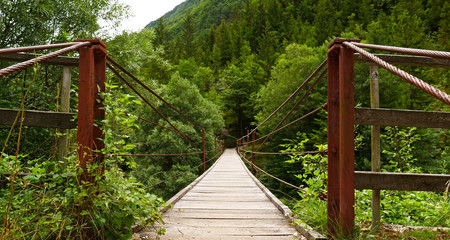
[215,136,217,161]
[251,131,255,174]
[327,39,358,238]
[327,41,341,237]
[247,129,250,145]
[370,64,381,232]
[338,44,356,237]
[93,41,107,176]
[202,130,206,172]
[77,39,107,183]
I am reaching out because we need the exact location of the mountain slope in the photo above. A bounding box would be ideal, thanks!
[145,0,244,36]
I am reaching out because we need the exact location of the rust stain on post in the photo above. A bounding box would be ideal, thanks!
[338,45,355,237]
[327,43,341,238]
[77,39,107,183]
[203,130,206,173]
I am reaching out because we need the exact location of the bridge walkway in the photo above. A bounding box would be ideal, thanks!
[138,149,301,239]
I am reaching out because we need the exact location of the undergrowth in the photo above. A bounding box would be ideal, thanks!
[283,129,450,239]
[0,79,164,239]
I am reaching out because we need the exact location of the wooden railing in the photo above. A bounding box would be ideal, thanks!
[327,39,450,238]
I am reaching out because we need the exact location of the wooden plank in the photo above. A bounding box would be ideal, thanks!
[162,218,291,228]
[140,226,297,239]
[137,149,303,239]
[164,211,284,219]
[355,108,450,129]
[354,53,450,68]
[0,52,79,66]
[173,201,277,210]
[0,108,76,129]
[355,171,450,192]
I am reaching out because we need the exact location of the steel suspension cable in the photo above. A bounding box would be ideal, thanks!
[239,153,304,192]
[343,42,450,105]
[246,103,327,145]
[351,42,450,60]
[248,150,327,155]
[0,42,91,77]
[106,56,205,131]
[145,156,217,190]
[120,152,204,157]
[128,112,202,141]
[244,59,328,139]
[255,68,327,151]
[0,42,81,54]
[107,62,201,151]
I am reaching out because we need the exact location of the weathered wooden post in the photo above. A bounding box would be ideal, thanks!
[57,66,72,166]
[370,64,381,232]
[202,130,206,172]
[77,39,107,183]
[327,39,357,238]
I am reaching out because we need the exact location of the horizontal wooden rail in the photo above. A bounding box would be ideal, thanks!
[354,53,450,68]
[0,108,77,129]
[355,171,450,192]
[0,53,78,66]
[355,108,450,129]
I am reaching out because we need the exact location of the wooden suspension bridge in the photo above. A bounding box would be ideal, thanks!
[136,149,308,240]
[1,39,450,239]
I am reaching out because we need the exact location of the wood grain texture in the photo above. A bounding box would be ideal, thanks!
[355,171,450,192]
[0,108,76,129]
[354,108,450,129]
[138,149,302,240]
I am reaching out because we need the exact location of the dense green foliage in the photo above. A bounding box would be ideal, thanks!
[1,0,449,238]
[1,78,164,239]
[142,0,450,237]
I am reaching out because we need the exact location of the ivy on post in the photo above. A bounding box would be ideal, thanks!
[76,39,107,184]
[327,38,358,239]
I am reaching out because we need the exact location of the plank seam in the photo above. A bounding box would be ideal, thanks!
[132,152,223,233]
[236,149,327,240]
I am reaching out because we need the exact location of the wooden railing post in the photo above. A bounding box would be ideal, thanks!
[214,136,217,161]
[370,64,381,232]
[251,131,255,174]
[327,39,357,238]
[57,66,72,166]
[202,130,206,172]
[77,39,107,183]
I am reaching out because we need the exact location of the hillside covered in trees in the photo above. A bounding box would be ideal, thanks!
[1,0,449,239]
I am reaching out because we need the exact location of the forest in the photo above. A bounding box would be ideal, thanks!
[0,0,449,239]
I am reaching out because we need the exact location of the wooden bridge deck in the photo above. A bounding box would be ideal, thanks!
[138,149,301,239]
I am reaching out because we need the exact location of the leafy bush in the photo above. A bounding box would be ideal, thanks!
[0,80,164,239]
[283,128,450,237]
